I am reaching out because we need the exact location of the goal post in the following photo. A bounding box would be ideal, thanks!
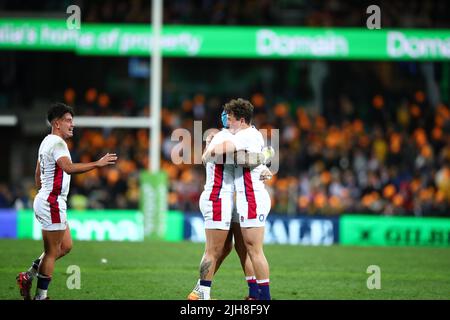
[76,0,166,240]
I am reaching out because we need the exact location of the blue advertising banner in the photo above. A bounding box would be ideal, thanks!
[0,209,17,238]
[183,212,339,246]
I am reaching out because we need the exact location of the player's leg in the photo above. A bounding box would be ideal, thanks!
[16,228,71,300]
[240,226,271,300]
[190,229,233,297]
[208,193,234,275]
[231,222,258,300]
[18,227,71,283]
[17,198,62,300]
[237,190,271,300]
[29,253,45,277]
[196,228,230,299]
[16,252,44,300]
[215,229,233,272]
[189,191,232,300]
[58,226,73,258]
[34,229,66,300]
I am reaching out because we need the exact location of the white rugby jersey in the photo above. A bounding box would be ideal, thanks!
[203,129,235,198]
[231,126,267,192]
[36,134,72,202]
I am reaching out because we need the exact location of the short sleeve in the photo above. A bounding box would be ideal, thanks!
[206,131,224,152]
[52,139,70,162]
[209,132,222,147]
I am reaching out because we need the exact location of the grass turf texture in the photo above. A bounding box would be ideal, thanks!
[0,239,449,300]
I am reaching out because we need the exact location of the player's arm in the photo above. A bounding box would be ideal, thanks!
[205,130,217,150]
[235,146,275,168]
[34,159,41,189]
[57,153,117,175]
[202,131,217,166]
[203,140,274,167]
[202,140,236,164]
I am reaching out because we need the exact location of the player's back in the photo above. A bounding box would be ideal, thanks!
[231,126,267,192]
[203,129,235,195]
[36,134,72,201]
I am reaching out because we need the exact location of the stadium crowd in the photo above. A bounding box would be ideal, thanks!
[1,0,449,28]
[1,87,449,217]
[0,0,449,217]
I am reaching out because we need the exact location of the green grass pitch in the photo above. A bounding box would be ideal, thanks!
[0,239,449,300]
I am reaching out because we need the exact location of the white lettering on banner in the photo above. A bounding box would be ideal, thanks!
[98,29,120,50]
[387,31,450,59]
[189,217,206,242]
[84,220,115,240]
[310,220,334,245]
[119,33,202,55]
[77,31,94,49]
[32,217,143,241]
[267,219,335,245]
[0,24,38,45]
[40,26,78,46]
[257,29,349,57]
[33,218,42,240]
[186,217,335,245]
[118,220,144,240]
[161,33,202,56]
[288,219,301,245]
[119,33,149,53]
[271,220,288,244]
[74,219,143,241]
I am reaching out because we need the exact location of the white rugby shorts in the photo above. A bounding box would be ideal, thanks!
[33,195,68,231]
[236,189,271,228]
[199,191,234,230]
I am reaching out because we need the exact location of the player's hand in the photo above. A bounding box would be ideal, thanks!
[260,169,273,181]
[261,146,275,165]
[205,132,216,149]
[97,153,118,167]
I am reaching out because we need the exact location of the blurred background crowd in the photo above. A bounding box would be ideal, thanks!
[1,0,449,27]
[0,0,449,217]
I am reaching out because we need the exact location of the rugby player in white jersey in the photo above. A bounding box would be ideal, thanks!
[16,103,117,300]
[188,109,274,300]
[203,98,272,300]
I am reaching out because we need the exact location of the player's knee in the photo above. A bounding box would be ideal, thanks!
[60,241,73,257]
[44,246,59,257]
[61,245,72,256]
[243,240,261,255]
[213,247,225,260]
[205,247,221,261]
